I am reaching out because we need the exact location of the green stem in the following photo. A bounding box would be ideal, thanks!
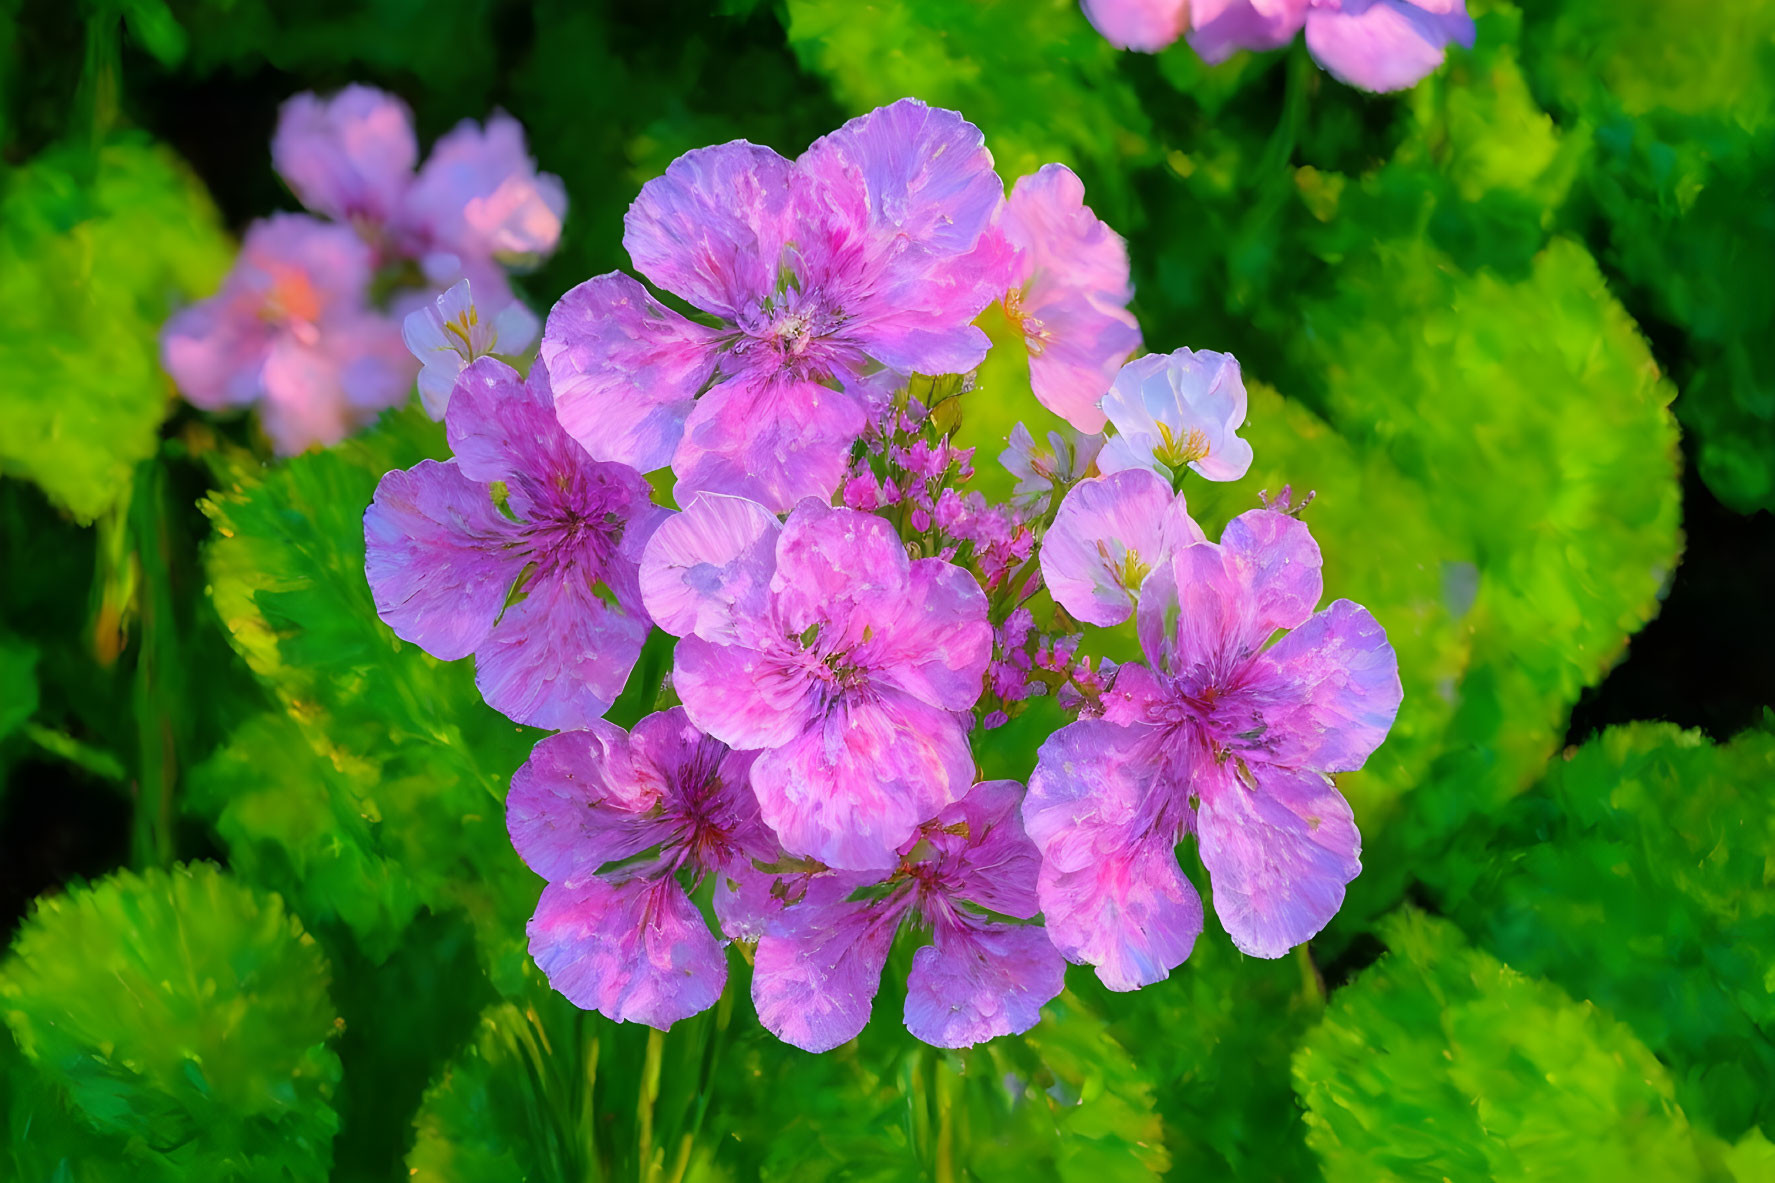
[23,723,127,783]
[1256,43,1313,182]
[636,1027,665,1183]
[129,461,179,870]
[1296,942,1327,1007]
[79,14,121,151]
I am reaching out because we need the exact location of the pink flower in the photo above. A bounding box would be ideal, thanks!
[1024,510,1402,989]
[1191,0,1475,93]
[541,99,1005,512]
[508,709,775,1028]
[364,357,665,729]
[1039,469,1205,626]
[271,85,418,227]
[751,779,1065,1051]
[997,165,1141,433]
[1081,0,1190,51]
[638,495,993,870]
[160,214,410,454]
[1097,348,1254,484]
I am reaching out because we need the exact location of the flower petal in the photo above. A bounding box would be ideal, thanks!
[542,272,724,474]
[769,500,911,635]
[506,724,664,884]
[271,86,417,224]
[751,691,974,870]
[1188,0,1308,64]
[1304,0,1474,94]
[640,492,782,645]
[926,779,1043,919]
[1081,0,1190,52]
[400,112,565,261]
[1195,762,1361,958]
[528,877,725,1029]
[854,558,992,712]
[364,459,521,661]
[1024,720,1202,991]
[752,875,904,1052]
[672,635,816,751]
[672,375,866,513]
[1239,598,1404,773]
[1042,470,1202,628]
[904,920,1065,1048]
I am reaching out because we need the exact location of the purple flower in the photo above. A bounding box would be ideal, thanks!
[1080,0,1191,51]
[1097,348,1253,484]
[1001,422,1106,512]
[752,779,1066,1051]
[364,356,665,730]
[508,709,775,1028]
[541,99,1005,512]
[272,85,418,227]
[1040,469,1205,627]
[403,279,539,419]
[638,495,992,870]
[996,165,1140,433]
[1024,510,1402,988]
[1190,0,1475,93]
[160,213,411,455]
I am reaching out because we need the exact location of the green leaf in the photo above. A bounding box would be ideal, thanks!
[0,138,231,522]
[200,406,541,987]
[1295,908,1715,1181]
[0,632,37,741]
[1432,723,1775,1141]
[0,862,341,1181]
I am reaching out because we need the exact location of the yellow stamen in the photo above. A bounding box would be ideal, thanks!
[1154,421,1211,468]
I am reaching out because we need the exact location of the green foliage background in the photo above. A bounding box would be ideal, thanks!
[1,0,1771,1178]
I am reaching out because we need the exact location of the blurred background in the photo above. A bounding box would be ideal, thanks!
[2,1,1773,1179]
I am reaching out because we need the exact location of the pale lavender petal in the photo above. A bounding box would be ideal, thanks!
[853,559,992,712]
[752,876,905,1052]
[1097,347,1252,483]
[1024,721,1202,991]
[364,460,522,661]
[673,636,816,751]
[1240,599,1403,773]
[473,566,650,731]
[1042,470,1199,627]
[272,86,417,224]
[1189,0,1308,64]
[1081,0,1190,51]
[904,921,1065,1048]
[506,724,665,884]
[160,298,272,410]
[542,272,724,473]
[329,312,416,413]
[751,692,975,870]
[401,112,565,262]
[639,492,782,645]
[624,140,797,320]
[259,339,359,454]
[768,500,911,635]
[672,375,866,513]
[405,280,496,420]
[529,877,725,1029]
[1194,762,1361,958]
[1304,0,1474,94]
[1002,164,1140,432]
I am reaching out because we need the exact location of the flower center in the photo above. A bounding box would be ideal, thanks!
[1154,422,1211,469]
[1004,288,1051,356]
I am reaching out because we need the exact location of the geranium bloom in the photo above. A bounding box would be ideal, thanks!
[1080,0,1190,54]
[271,85,418,227]
[508,709,773,1028]
[1190,0,1475,93]
[752,779,1066,1051]
[638,495,992,869]
[364,356,664,730]
[1040,469,1205,626]
[1000,422,1105,512]
[996,164,1140,433]
[541,98,1005,512]
[403,280,538,418]
[1097,348,1254,484]
[1024,509,1401,989]
[160,213,410,454]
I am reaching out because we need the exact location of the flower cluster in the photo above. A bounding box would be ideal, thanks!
[363,98,1403,1051]
[162,85,563,452]
[1082,0,1476,93]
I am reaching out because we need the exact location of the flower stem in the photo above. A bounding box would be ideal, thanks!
[636,1026,665,1183]
[129,460,180,870]
[23,724,126,783]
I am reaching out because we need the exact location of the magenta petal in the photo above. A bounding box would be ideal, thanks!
[506,724,664,883]
[751,692,974,870]
[639,493,782,645]
[853,558,992,712]
[752,877,903,1052]
[930,779,1043,919]
[1081,0,1190,51]
[904,920,1065,1048]
[442,356,570,490]
[542,272,724,473]
[364,460,520,661]
[1024,721,1202,991]
[673,635,815,751]
[624,141,798,320]
[472,568,650,731]
[160,299,271,411]
[272,86,417,224]
[1042,470,1202,628]
[1303,0,1474,94]
[1195,762,1361,958]
[672,375,866,513]
[1188,0,1308,64]
[769,501,911,632]
[1245,599,1403,773]
[528,877,725,1029]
